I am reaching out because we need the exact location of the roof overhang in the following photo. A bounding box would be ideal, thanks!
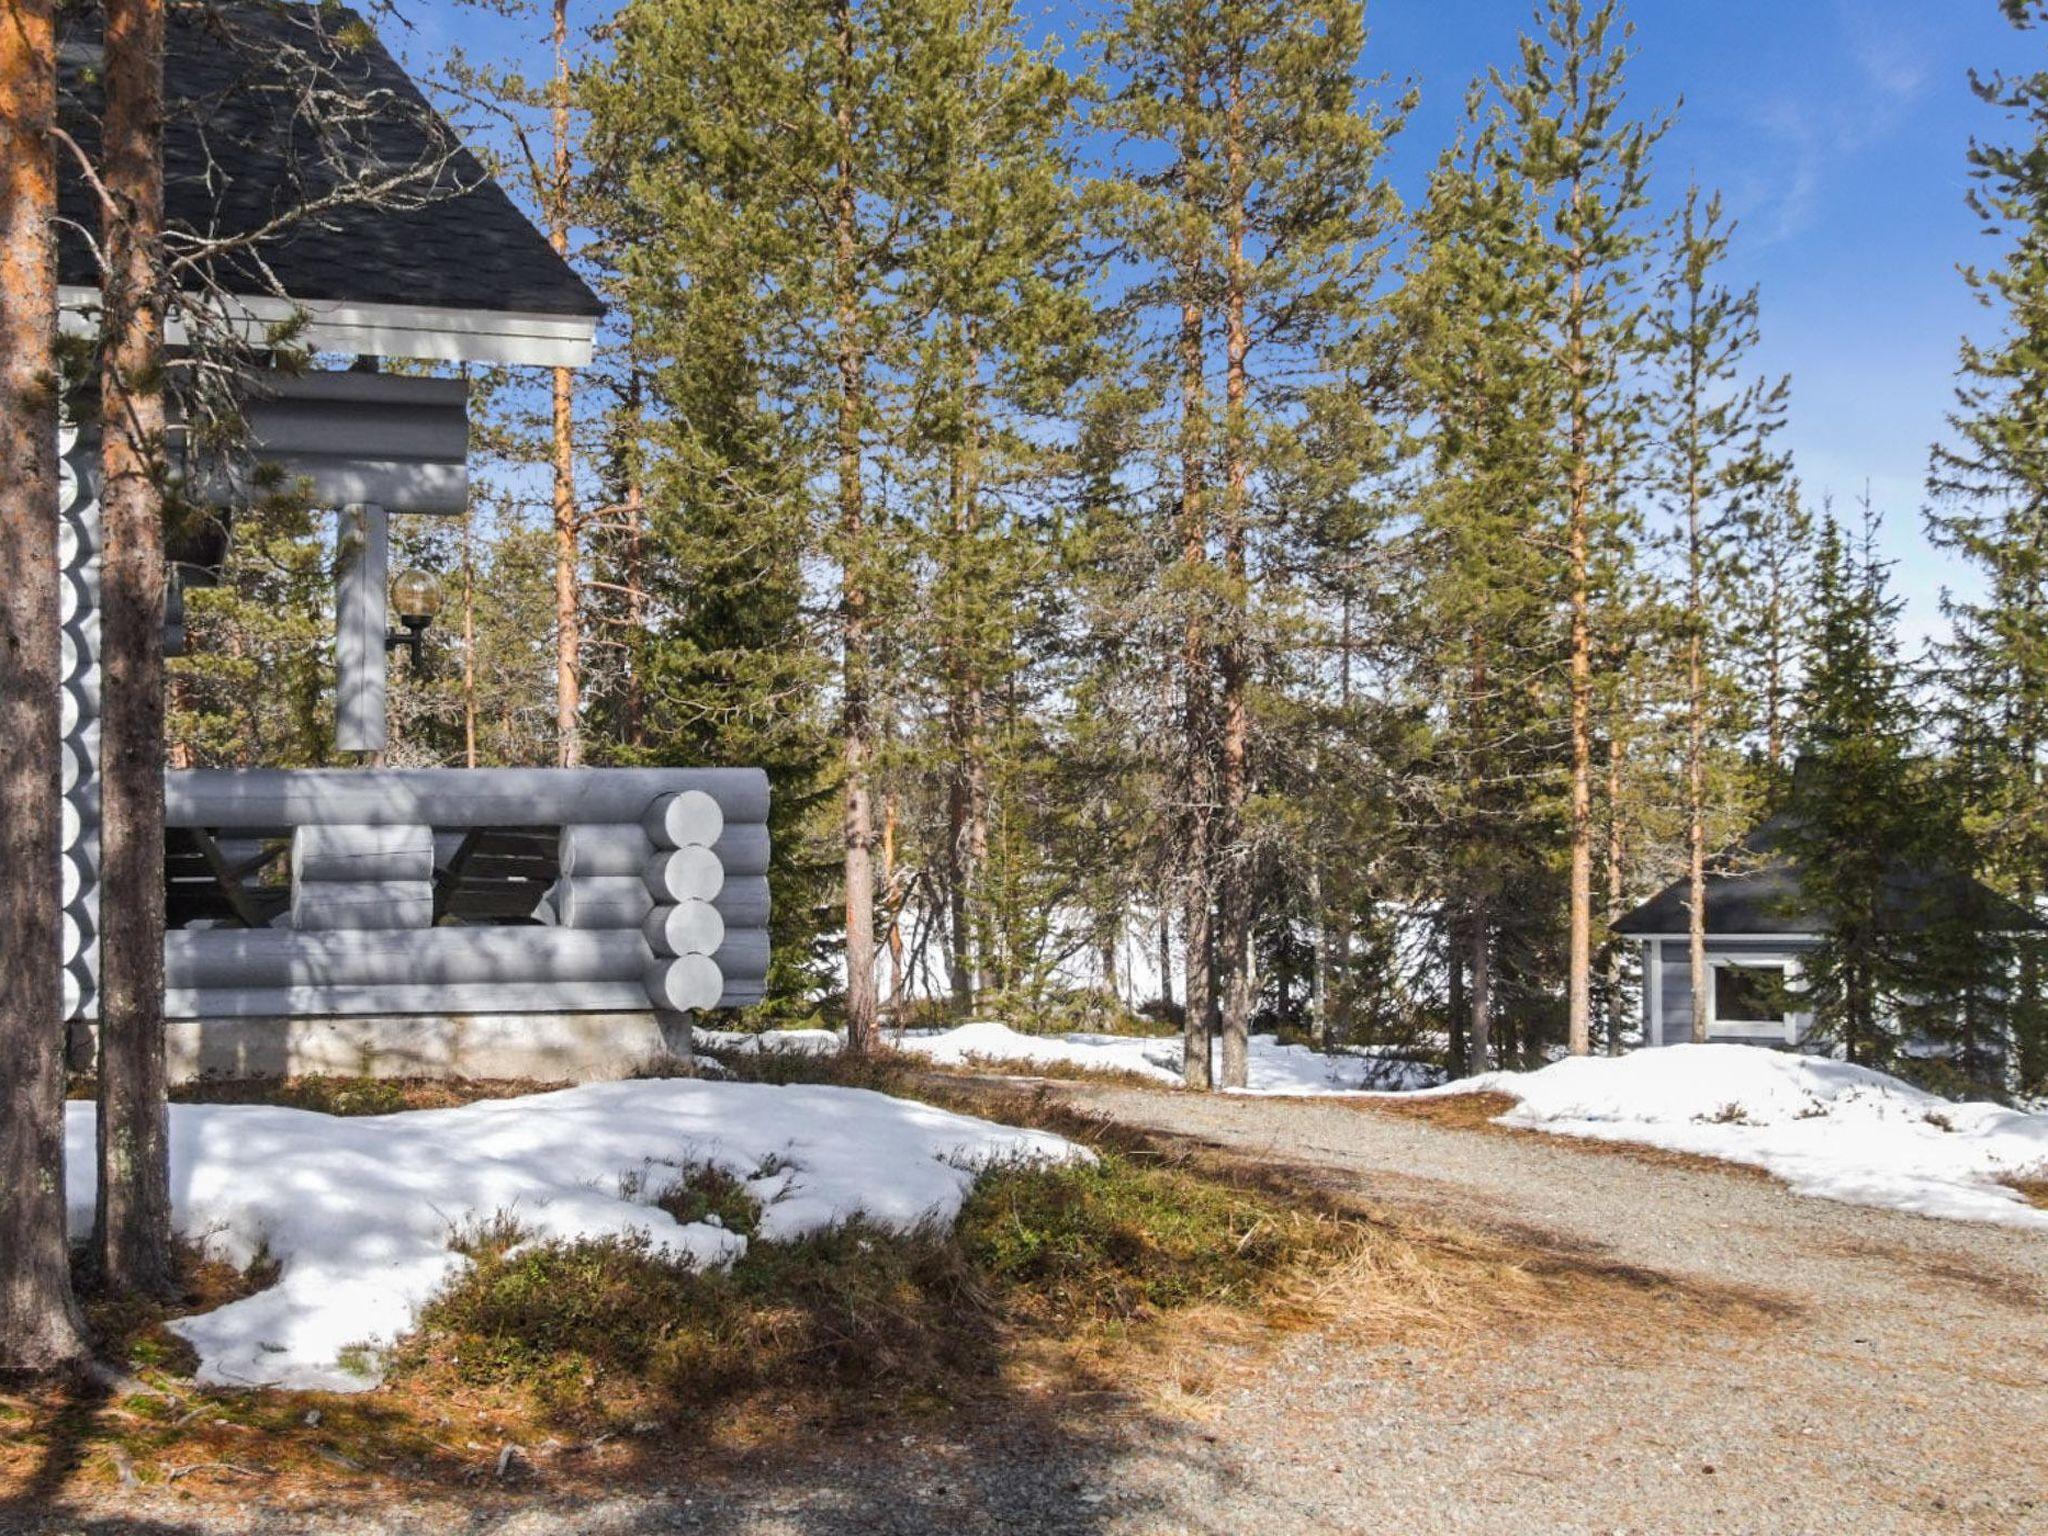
[60,285,595,369]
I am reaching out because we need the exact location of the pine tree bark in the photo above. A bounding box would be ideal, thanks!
[1606,724,1628,1055]
[0,0,90,1369]
[1469,911,1492,1074]
[1687,611,1709,1046]
[1178,311,1214,1088]
[549,0,581,768]
[1446,917,1466,1069]
[1330,598,1354,1043]
[1155,899,1173,1011]
[1215,59,1252,1091]
[1175,38,1213,1090]
[621,369,646,751]
[1564,202,1595,1059]
[1683,283,1711,1046]
[96,0,176,1298]
[943,389,985,1012]
[833,0,878,1055]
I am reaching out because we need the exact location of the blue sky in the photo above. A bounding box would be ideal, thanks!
[406,0,2028,644]
[1364,0,2023,644]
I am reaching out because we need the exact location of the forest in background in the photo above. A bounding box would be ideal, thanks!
[165,0,2048,1098]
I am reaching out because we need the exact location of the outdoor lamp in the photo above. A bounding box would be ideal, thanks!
[386,567,444,671]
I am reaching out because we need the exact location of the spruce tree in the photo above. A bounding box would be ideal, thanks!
[1784,508,1920,1067]
[1926,0,2048,1090]
[900,22,1087,1016]
[1399,101,1563,1072]
[1734,477,1815,780]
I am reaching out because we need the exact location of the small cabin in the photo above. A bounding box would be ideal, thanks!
[54,3,767,1082]
[1612,829,1818,1048]
[1614,816,2032,1049]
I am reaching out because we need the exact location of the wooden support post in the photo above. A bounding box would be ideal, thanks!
[335,502,389,753]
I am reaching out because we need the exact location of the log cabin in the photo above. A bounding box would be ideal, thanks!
[54,2,768,1081]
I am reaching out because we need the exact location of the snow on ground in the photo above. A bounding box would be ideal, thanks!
[891,1020,1442,1094]
[694,1027,843,1057]
[1434,1044,2048,1230]
[62,1079,1086,1393]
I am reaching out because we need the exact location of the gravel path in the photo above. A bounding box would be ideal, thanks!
[10,1083,2047,1536]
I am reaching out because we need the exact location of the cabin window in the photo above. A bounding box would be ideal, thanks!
[1711,962,1795,1027]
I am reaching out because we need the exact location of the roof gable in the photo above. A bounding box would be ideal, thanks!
[1613,815,2041,937]
[58,3,601,360]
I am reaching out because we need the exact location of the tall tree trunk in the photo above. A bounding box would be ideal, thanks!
[1470,909,1492,1074]
[621,369,646,751]
[943,381,985,1012]
[882,790,902,1008]
[1446,916,1466,1070]
[1685,315,1710,1046]
[1156,898,1173,1011]
[549,0,580,768]
[96,0,175,1297]
[1308,861,1328,1047]
[1565,208,1595,1059]
[1606,723,1628,1056]
[1763,545,1788,775]
[0,0,90,1369]
[1178,328,1213,1088]
[833,0,878,1054]
[1175,40,1213,1089]
[1330,596,1354,1042]
[1215,59,1252,1090]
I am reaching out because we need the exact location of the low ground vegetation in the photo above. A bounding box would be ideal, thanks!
[0,1056,1730,1507]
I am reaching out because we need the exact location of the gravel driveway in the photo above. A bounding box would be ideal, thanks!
[11,1082,2046,1536]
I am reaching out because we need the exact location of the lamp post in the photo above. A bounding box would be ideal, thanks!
[385,567,443,672]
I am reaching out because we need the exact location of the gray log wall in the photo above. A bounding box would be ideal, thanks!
[60,429,101,1022]
[164,767,770,1019]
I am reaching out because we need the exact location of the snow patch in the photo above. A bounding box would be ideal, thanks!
[1429,1044,2048,1230]
[694,1027,844,1057]
[892,1020,1442,1095]
[62,1079,1086,1392]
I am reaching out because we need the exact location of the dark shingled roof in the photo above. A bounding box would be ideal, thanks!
[57,3,601,320]
[1613,816,2041,937]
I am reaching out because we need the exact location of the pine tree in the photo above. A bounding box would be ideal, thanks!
[1648,185,1788,1044]
[587,0,1070,1046]
[1096,0,1404,1087]
[898,16,1087,1016]
[549,0,582,769]
[1926,0,2048,1091]
[93,0,177,1299]
[0,0,91,1371]
[1488,0,1664,1056]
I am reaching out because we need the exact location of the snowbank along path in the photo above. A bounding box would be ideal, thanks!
[62,1079,1087,1392]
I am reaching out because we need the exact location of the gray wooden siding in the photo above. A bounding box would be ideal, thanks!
[1644,936,1819,1047]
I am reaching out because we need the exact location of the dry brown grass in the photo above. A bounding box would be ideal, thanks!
[2,1067,1786,1511]
[2001,1174,2048,1210]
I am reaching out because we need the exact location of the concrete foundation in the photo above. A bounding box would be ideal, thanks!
[71,1011,695,1085]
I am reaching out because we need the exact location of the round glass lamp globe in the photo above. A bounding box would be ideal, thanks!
[391,568,444,624]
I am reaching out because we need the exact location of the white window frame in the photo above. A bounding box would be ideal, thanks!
[1708,955,1808,1043]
